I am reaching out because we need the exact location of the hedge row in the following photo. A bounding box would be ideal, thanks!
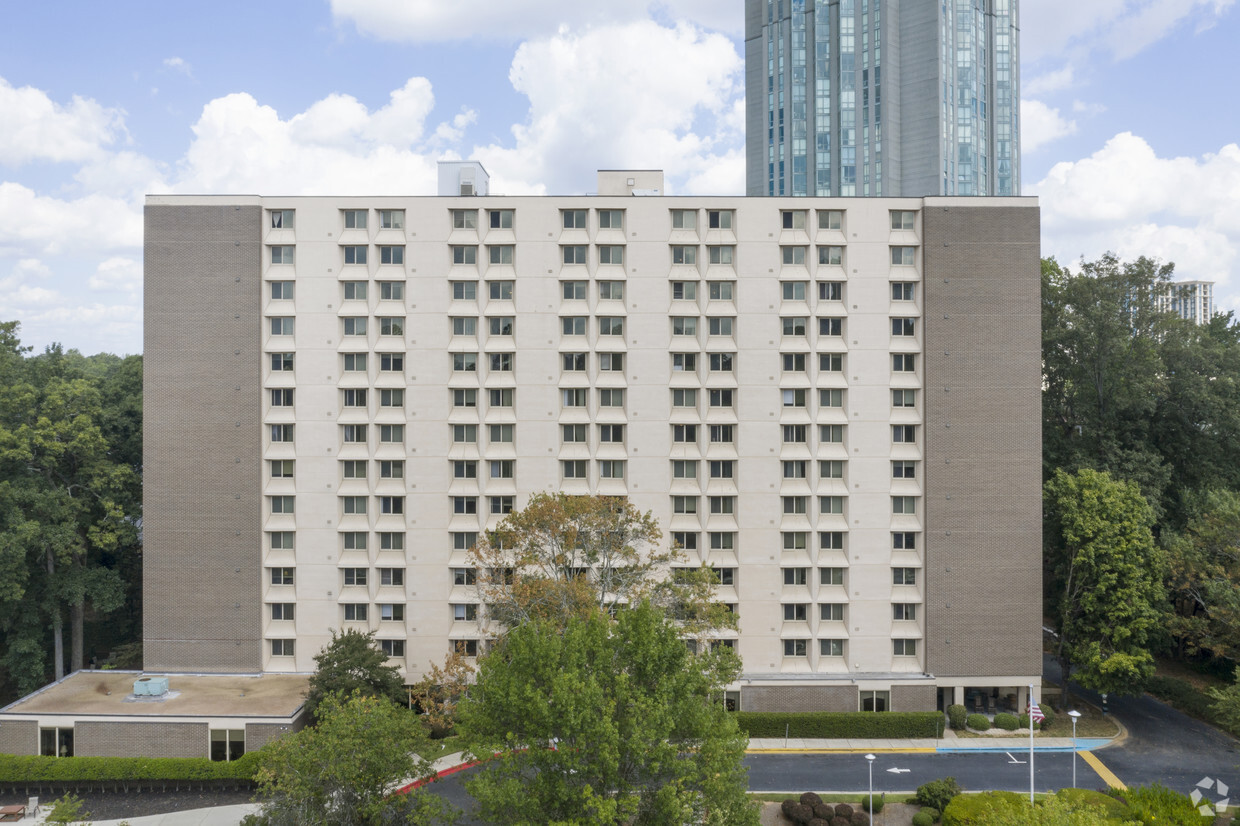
[0,752,261,784]
[734,711,944,739]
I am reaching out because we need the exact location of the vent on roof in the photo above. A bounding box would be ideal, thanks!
[133,676,169,696]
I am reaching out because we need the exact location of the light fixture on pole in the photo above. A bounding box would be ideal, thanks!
[1067,710,1082,789]
[865,753,876,826]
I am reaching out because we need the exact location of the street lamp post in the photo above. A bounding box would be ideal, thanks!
[865,753,876,826]
[1067,710,1082,789]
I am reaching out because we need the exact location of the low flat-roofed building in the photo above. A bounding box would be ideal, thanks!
[0,671,309,759]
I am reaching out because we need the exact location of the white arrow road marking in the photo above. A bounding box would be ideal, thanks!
[1006,752,1026,764]
[886,767,911,774]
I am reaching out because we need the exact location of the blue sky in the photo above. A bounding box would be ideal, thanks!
[1,0,1237,355]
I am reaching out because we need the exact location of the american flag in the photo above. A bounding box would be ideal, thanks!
[1028,701,1046,723]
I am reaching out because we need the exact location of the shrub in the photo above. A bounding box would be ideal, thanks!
[1015,712,1054,732]
[786,802,815,823]
[800,791,823,807]
[1119,783,1201,825]
[992,712,1019,731]
[849,812,867,825]
[45,794,87,824]
[947,704,968,730]
[782,799,799,819]
[919,806,941,821]
[733,711,945,739]
[860,792,884,813]
[1039,708,1055,730]
[912,812,935,826]
[807,819,828,826]
[965,713,990,731]
[942,791,1024,825]
[812,802,834,819]
[0,752,261,785]
[916,777,962,812]
[1055,788,1128,817]
[833,802,853,817]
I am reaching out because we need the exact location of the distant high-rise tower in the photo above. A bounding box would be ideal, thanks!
[746,0,1020,198]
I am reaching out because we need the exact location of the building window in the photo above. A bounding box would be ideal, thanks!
[270,209,295,229]
[820,603,844,622]
[453,496,478,515]
[598,460,625,479]
[598,246,624,265]
[562,245,587,265]
[672,246,697,265]
[820,639,844,657]
[892,496,917,515]
[562,388,588,408]
[820,496,844,515]
[343,317,367,337]
[270,317,294,336]
[818,246,844,266]
[488,245,514,265]
[819,210,843,230]
[269,603,295,621]
[820,388,843,408]
[562,317,587,336]
[451,424,478,445]
[489,353,514,372]
[708,317,734,336]
[709,460,734,479]
[380,424,404,443]
[781,282,807,301]
[708,245,734,265]
[893,532,917,550]
[489,460,514,479]
[892,318,916,336]
[892,282,916,301]
[453,352,478,372]
[672,460,698,479]
[709,424,734,444]
[820,353,843,372]
[379,246,404,265]
[454,640,479,657]
[708,352,734,373]
[489,209,513,229]
[269,495,295,515]
[783,639,808,657]
[816,424,842,443]
[820,532,844,550]
[451,281,476,301]
[379,639,406,658]
[782,460,807,479]
[781,388,806,408]
[893,603,918,621]
[892,354,917,372]
[380,603,405,622]
[269,281,294,301]
[487,317,515,338]
[599,424,624,443]
[781,210,807,230]
[671,209,697,229]
[342,209,367,229]
[379,532,404,550]
[708,281,734,301]
[890,246,917,266]
[708,209,733,229]
[782,532,808,552]
[452,603,478,622]
[597,282,625,303]
[270,460,295,479]
[599,388,625,408]
[672,495,698,514]
[709,496,735,514]
[713,567,736,585]
[491,495,515,515]
[269,352,295,373]
[892,389,917,408]
[562,424,587,443]
[379,496,405,515]
[269,567,294,586]
[892,425,917,444]
[672,424,697,443]
[707,532,734,552]
[819,317,843,336]
[782,425,807,444]
[598,352,624,372]
[379,568,404,586]
[270,639,295,657]
[341,460,366,481]
[342,388,368,408]
[270,388,294,407]
[820,460,844,479]
[452,245,478,265]
[379,317,404,336]
[452,209,477,229]
[710,389,734,408]
[891,210,917,231]
[671,317,698,337]
[452,389,477,408]
[781,317,807,337]
[341,353,367,372]
[892,460,917,479]
[893,639,919,657]
[598,317,624,337]
[376,209,404,229]
[783,603,808,621]
[861,690,890,712]
[563,460,588,479]
[671,281,697,301]
[820,567,844,586]
[269,246,295,265]
[343,245,368,265]
[379,460,403,479]
[671,353,697,372]
[487,281,514,301]
[379,281,404,301]
[819,281,843,301]
[269,531,295,550]
[893,567,918,585]
[343,603,368,622]
[562,209,587,229]
[782,246,807,265]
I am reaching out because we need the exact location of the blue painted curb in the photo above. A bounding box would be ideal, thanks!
[937,737,1110,754]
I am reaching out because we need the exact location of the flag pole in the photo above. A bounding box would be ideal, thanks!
[1028,682,1035,805]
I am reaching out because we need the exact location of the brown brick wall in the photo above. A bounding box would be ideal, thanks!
[244,719,305,750]
[0,720,38,756]
[143,204,263,672]
[891,684,936,712]
[741,685,859,712]
[922,203,1043,680]
[76,721,207,758]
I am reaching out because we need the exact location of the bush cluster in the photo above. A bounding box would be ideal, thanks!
[941,785,1202,825]
[734,711,945,739]
[946,704,967,731]
[779,795,868,825]
[1017,709,1055,731]
[915,777,961,812]
[992,712,1019,731]
[964,713,990,731]
[911,810,936,826]
[0,752,260,786]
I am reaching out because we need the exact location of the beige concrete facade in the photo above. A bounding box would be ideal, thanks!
[142,187,1041,713]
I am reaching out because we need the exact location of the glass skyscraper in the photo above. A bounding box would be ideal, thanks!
[746,0,1020,197]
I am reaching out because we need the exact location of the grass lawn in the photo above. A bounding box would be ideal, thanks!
[413,735,461,761]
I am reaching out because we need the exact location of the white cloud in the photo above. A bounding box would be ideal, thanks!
[89,257,141,294]
[1072,100,1108,116]
[1020,101,1077,153]
[0,76,127,165]
[329,0,741,42]
[162,57,193,77]
[1023,0,1234,62]
[1024,66,1077,97]
[1033,134,1240,291]
[471,21,744,195]
[0,183,143,256]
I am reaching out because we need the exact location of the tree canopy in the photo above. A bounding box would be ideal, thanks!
[460,601,757,826]
[304,629,406,720]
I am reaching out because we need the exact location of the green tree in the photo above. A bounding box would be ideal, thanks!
[252,692,453,825]
[461,602,757,826]
[304,629,406,720]
[1206,666,1240,736]
[1160,489,1240,660]
[470,493,736,642]
[1044,468,1166,703]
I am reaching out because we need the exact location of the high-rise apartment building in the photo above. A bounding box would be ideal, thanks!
[1158,280,1215,325]
[141,169,1041,713]
[746,0,1020,198]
